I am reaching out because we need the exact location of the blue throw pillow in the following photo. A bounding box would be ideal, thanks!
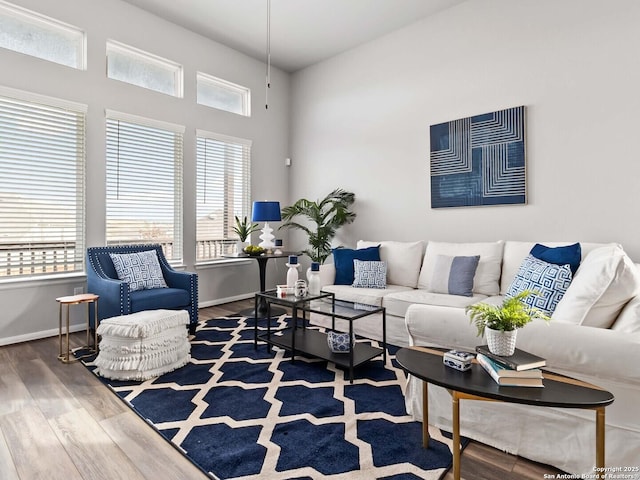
[530,242,581,275]
[352,260,387,289]
[430,254,480,297]
[506,254,572,315]
[332,246,380,285]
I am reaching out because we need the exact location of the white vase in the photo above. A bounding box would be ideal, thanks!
[236,240,248,255]
[485,327,517,356]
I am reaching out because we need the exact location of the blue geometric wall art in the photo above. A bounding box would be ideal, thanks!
[430,106,526,208]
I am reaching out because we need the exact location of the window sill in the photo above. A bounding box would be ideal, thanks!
[195,258,253,270]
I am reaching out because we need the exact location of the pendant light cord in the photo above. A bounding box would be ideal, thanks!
[265,0,271,109]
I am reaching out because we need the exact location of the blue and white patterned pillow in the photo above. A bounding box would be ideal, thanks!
[109,250,168,292]
[352,260,387,289]
[506,254,572,315]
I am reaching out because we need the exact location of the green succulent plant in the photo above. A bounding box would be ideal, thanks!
[466,290,551,337]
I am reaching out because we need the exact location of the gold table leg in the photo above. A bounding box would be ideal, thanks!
[422,381,430,448]
[596,407,605,480]
[452,392,461,480]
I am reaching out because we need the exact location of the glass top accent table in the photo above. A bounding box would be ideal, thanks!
[254,291,386,383]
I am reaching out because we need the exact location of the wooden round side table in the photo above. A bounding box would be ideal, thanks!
[55,293,99,364]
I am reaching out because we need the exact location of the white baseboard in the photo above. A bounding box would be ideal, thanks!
[0,294,255,346]
[0,324,86,347]
[198,293,253,308]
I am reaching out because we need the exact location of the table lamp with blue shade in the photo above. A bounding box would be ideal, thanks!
[252,201,281,249]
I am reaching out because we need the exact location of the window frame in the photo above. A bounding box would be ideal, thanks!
[196,71,251,117]
[195,129,252,262]
[106,40,184,98]
[105,109,185,263]
[0,0,86,70]
[0,85,87,281]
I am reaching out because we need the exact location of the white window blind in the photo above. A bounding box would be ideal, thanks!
[196,130,252,261]
[0,86,86,278]
[106,111,184,263]
[0,0,86,70]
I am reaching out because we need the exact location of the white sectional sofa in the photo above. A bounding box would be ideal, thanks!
[311,239,640,475]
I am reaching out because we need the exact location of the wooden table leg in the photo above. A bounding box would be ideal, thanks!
[596,407,605,480]
[422,381,430,448]
[452,392,461,480]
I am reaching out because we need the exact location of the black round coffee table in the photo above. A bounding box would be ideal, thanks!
[396,346,615,480]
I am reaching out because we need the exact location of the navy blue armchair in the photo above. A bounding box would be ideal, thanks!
[87,244,198,333]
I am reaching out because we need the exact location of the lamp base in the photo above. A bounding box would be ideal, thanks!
[258,222,276,249]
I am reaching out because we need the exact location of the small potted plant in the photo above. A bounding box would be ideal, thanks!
[466,290,550,356]
[233,216,259,254]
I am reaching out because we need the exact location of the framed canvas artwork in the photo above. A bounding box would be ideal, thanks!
[430,106,526,208]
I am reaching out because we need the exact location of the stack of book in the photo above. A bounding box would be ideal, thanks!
[475,345,546,387]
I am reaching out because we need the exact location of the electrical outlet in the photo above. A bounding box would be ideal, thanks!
[74,286,83,295]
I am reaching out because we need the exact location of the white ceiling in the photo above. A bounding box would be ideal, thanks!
[121,0,466,72]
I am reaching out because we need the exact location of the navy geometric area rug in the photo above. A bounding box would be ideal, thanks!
[81,315,465,480]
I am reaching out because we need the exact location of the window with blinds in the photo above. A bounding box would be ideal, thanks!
[196,130,252,261]
[0,86,86,278]
[106,111,184,263]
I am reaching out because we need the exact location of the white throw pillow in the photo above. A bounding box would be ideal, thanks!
[551,244,640,328]
[418,241,504,296]
[611,296,640,333]
[357,240,424,288]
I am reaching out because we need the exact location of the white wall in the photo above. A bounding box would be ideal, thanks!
[289,0,640,261]
[0,0,290,343]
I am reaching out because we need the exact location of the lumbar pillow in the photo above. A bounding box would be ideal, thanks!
[429,254,479,297]
[357,240,424,288]
[332,245,380,285]
[506,255,572,316]
[552,244,640,328]
[418,241,504,295]
[109,250,168,292]
[530,242,581,275]
[352,259,387,289]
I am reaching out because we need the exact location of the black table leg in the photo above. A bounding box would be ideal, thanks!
[237,256,286,318]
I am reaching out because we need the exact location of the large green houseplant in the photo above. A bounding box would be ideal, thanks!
[280,188,356,264]
[466,290,551,355]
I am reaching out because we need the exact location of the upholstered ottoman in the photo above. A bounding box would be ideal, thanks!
[95,309,191,380]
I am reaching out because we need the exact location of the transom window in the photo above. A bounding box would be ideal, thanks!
[0,0,86,69]
[196,130,252,261]
[0,86,86,278]
[197,72,250,116]
[106,40,183,98]
[105,111,184,263]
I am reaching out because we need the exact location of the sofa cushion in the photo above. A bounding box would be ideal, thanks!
[357,240,424,288]
[109,250,168,292]
[352,260,387,289]
[506,255,572,316]
[332,246,380,285]
[131,287,190,312]
[500,241,607,295]
[552,244,640,328]
[322,283,412,308]
[430,254,479,297]
[383,289,487,318]
[530,242,581,275]
[418,241,504,296]
[611,296,640,333]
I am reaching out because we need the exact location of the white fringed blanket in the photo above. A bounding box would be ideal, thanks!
[95,309,191,381]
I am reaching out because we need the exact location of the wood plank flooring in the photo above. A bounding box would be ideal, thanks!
[0,299,563,480]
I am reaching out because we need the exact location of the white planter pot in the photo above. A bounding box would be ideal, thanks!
[236,241,249,255]
[485,327,517,356]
